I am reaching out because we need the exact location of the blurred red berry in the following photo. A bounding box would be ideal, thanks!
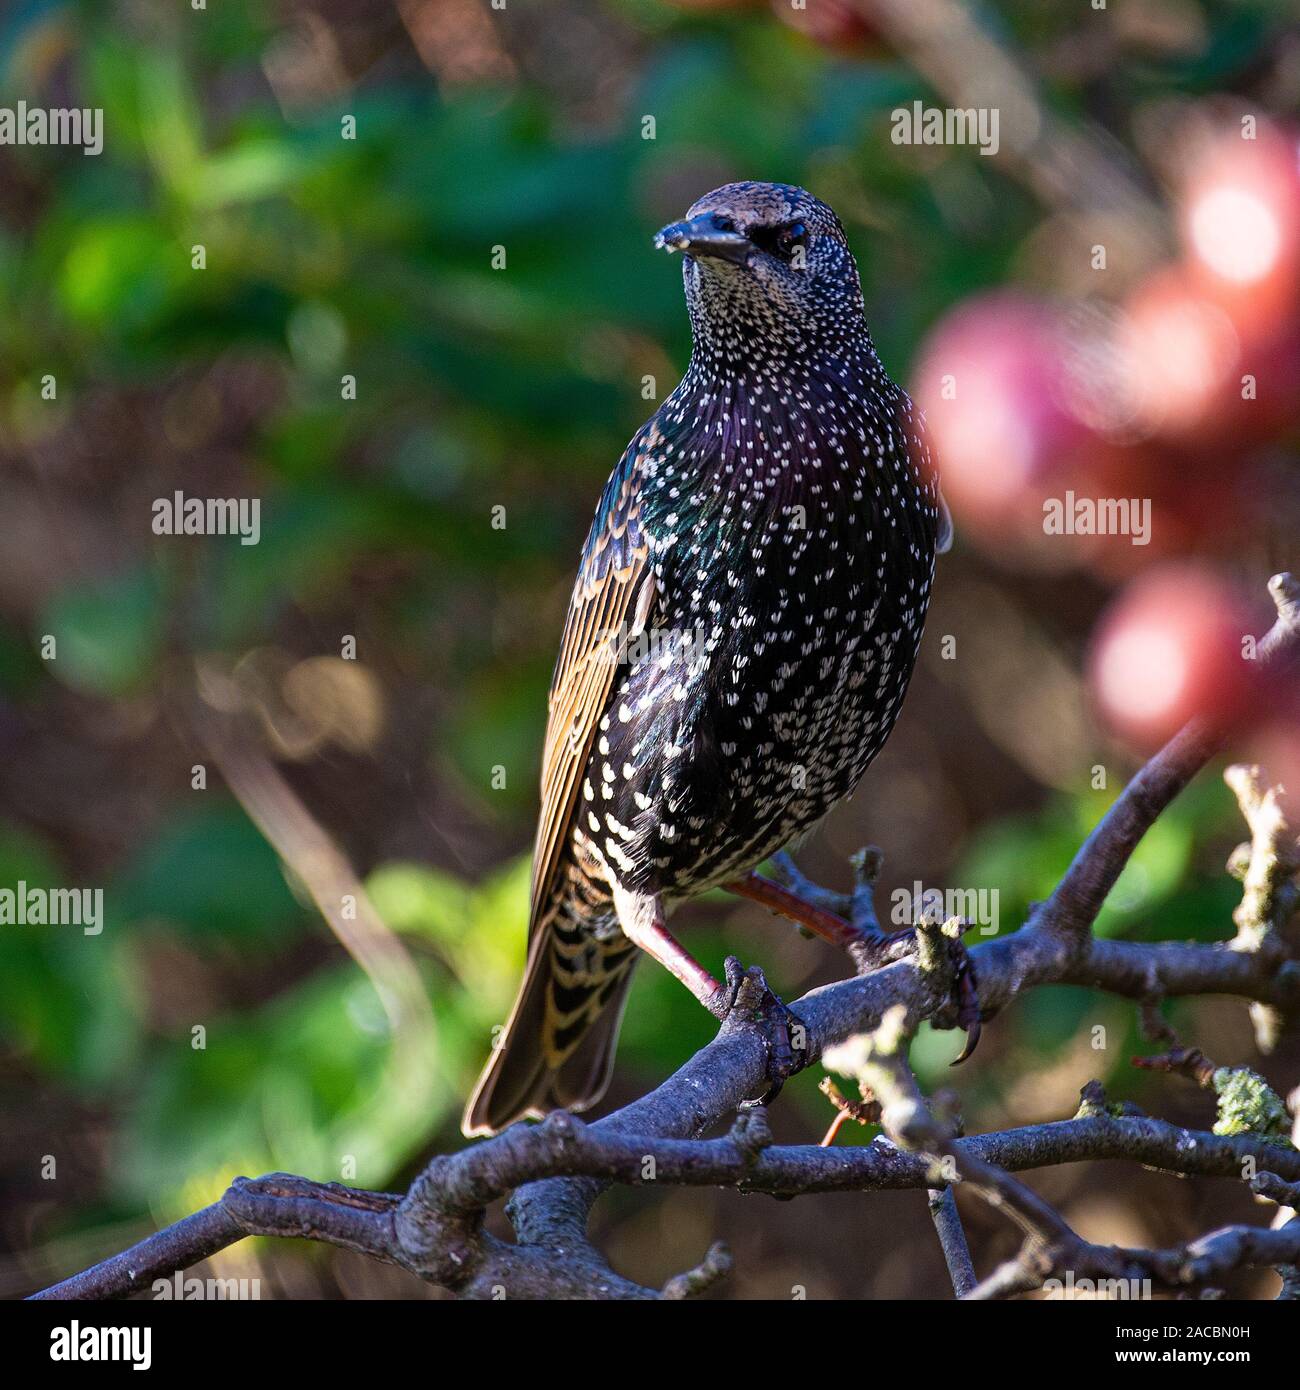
[1088,566,1257,750]
[1181,121,1300,344]
[1118,266,1241,440]
[914,293,1108,548]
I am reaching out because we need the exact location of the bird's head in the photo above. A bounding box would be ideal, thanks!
[654,181,867,362]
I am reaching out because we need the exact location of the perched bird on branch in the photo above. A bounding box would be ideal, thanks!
[464,181,954,1137]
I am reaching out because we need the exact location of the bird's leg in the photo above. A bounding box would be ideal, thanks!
[724,869,880,974]
[612,887,724,1009]
[612,885,808,1103]
[725,850,907,975]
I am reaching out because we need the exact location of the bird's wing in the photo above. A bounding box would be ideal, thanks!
[529,442,657,932]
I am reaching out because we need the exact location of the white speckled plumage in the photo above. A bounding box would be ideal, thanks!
[464,182,947,1136]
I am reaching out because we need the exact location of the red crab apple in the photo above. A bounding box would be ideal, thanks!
[1119,261,1300,447]
[1088,566,1257,751]
[1149,120,1300,444]
[914,293,1106,545]
[1118,266,1241,441]
[1181,121,1300,345]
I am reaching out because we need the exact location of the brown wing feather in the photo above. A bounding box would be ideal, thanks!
[462,444,659,1135]
[528,464,656,933]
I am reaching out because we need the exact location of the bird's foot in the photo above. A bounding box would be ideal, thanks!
[845,927,918,976]
[709,956,810,1106]
[849,926,982,1064]
[949,941,982,1062]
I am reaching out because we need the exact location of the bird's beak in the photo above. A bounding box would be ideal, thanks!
[654,214,752,266]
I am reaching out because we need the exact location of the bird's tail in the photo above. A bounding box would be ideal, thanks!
[461,933,637,1137]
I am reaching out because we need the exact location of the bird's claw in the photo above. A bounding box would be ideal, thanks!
[949,944,982,1064]
[848,928,983,1064]
[711,956,809,1107]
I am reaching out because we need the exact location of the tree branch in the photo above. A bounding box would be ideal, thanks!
[28,574,1300,1300]
[31,1098,1300,1299]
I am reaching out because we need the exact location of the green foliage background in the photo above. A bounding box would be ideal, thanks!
[0,0,1294,1297]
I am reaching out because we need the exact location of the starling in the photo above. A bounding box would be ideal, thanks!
[464,181,951,1137]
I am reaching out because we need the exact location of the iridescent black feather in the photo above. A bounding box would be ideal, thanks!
[464,182,947,1136]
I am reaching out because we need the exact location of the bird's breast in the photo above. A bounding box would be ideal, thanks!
[572,372,939,899]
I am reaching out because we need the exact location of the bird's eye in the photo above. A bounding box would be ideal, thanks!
[777,222,808,258]
[746,221,809,261]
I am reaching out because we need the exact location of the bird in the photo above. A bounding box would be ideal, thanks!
[463,181,952,1138]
